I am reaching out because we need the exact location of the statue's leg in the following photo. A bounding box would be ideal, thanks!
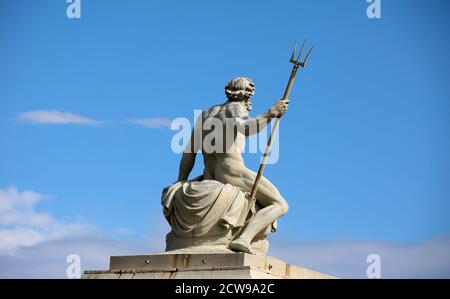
[227,169,289,254]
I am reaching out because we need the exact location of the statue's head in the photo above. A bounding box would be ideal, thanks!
[225,77,255,102]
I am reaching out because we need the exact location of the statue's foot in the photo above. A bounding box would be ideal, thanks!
[229,238,255,255]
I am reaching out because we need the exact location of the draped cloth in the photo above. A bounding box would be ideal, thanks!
[162,179,251,239]
[161,178,276,253]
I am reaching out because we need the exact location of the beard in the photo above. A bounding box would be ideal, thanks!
[244,99,252,111]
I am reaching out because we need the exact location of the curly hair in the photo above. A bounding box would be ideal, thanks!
[224,77,255,101]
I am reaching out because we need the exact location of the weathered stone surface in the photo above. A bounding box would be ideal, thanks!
[163,180,274,255]
[82,252,336,279]
[164,77,291,255]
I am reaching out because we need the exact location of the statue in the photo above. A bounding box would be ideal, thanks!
[162,42,313,255]
[82,42,328,279]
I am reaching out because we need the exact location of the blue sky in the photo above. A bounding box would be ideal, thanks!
[0,0,449,278]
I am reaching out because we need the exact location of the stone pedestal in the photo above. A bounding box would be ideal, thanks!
[82,252,335,279]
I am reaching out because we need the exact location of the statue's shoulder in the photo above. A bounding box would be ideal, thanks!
[201,101,248,122]
[223,101,248,118]
[202,103,223,119]
[202,101,244,119]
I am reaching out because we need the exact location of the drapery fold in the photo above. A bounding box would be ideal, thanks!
[162,179,251,238]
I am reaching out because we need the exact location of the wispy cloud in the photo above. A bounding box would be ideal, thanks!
[2,188,449,278]
[113,227,135,236]
[0,186,95,254]
[0,185,165,278]
[126,118,172,129]
[269,236,450,278]
[1,231,449,278]
[18,110,102,125]
[0,236,150,278]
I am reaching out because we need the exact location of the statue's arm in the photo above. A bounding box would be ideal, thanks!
[178,152,196,181]
[235,99,289,136]
[236,113,272,136]
[177,128,198,181]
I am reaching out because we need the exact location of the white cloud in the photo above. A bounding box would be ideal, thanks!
[0,236,152,278]
[113,227,135,236]
[126,118,172,129]
[1,233,449,278]
[0,186,95,254]
[18,110,102,125]
[0,186,166,278]
[269,236,450,278]
[16,111,174,128]
[1,188,449,278]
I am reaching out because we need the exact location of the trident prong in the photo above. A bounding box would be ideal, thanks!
[296,40,305,65]
[289,39,313,68]
[289,42,297,62]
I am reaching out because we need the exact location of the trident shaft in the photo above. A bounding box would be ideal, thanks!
[249,41,313,202]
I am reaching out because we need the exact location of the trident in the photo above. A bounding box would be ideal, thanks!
[249,41,313,203]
